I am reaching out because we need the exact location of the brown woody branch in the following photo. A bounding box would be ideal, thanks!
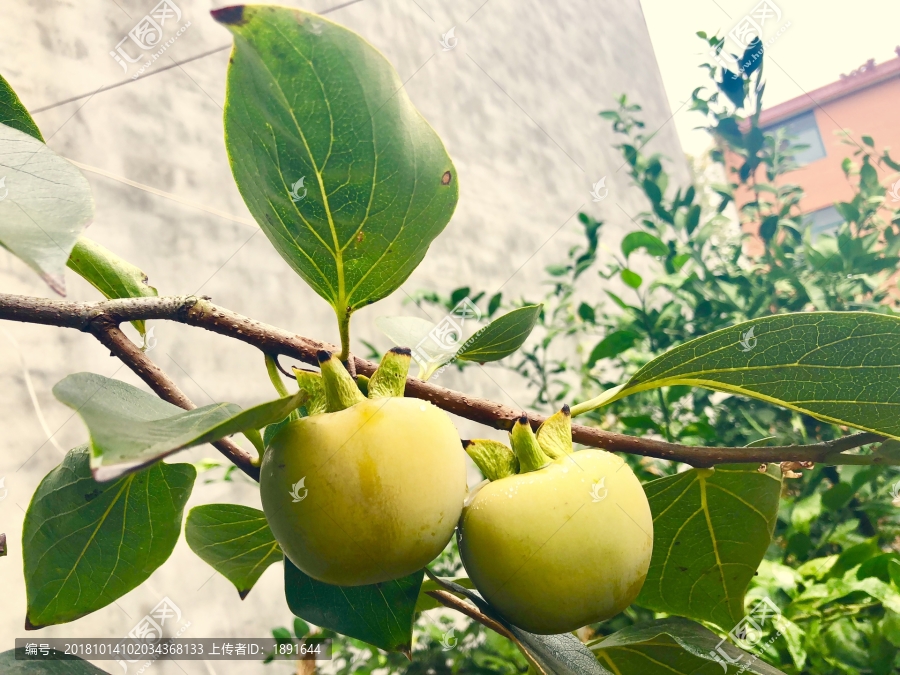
[88,319,260,480]
[0,292,888,471]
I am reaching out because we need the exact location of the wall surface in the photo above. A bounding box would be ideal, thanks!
[0,0,686,672]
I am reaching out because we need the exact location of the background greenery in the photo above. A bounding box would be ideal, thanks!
[271,33,900,674]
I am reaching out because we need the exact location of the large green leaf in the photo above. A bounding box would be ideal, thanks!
[53,372,306,480]
[456,305,542,363]
[215,5,458,327]
[23,446,194,629]
[425,573,610,675]
[0,123,93,295]
[284,558,422,654]
[590,618,787,675]
[573,313,900,439]
[0,649,110,674]
[0,74,43,141]
[637,465,782,630]
[66,237,158,336]
[185,504,282,599]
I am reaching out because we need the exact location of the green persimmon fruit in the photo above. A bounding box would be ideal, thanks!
[260,350,466,586]
[459,414,653,634]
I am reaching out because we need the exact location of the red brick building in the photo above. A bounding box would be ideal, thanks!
[733,48,900,246]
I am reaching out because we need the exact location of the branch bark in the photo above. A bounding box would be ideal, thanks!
[0,292,888,469]
[89,318,260,480]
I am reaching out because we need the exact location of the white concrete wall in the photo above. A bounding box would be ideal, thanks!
[0,0,687,672]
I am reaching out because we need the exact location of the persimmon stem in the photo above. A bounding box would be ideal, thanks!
[265,353,291,397]
[0,292,891,471]
[337,308,351,362]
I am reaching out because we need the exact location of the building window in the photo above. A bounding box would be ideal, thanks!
[803,205,844,237]
[763,110,827,166]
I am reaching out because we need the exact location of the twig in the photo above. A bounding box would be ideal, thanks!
[426,590,515,640]
[89,319,260,480]
[426,591,552,675]
[0,292,889,468]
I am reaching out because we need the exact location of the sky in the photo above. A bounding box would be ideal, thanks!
[639,0,900,156]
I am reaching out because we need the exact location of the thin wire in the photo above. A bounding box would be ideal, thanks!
[30,45,231,114]
[67,159,257,228]
[1,328,65,454]
[29,0,368,114]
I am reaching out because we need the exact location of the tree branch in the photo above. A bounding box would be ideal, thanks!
[89,318,260,480]
[425,590,516,642]
[0,292,890,469]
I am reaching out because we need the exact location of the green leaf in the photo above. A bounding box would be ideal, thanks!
[590,617,787,674]
[0,123,93,295]
[621,268,642,288]
[216,5,458,327]
[424,573,610,675]
[637,464,782,630]
[23,446,194,629]
[622,231,668,258]
[284,557,422,654]
[185,504,282,599]
[456,305,541,362]
[415,576,475,612]
[791,492,822,534]
[587,330,640,367]
[66,237,158,336]
[573,313,900,439]
[685,204,702,235]
[0,649,110,674]
[53,372,306,480]
[0,74,43,141]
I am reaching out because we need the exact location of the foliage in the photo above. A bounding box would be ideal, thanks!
[2,10,900,675]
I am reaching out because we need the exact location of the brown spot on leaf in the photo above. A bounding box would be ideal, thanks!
[355,231,365,245]
[441,171,452,185]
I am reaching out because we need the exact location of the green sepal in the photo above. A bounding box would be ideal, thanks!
[464,439,519,481]
[356,374,370,397]
[509,416,551,473]
[536,405,573,459]
[368,347,411,399]
[292,368,327,416]
[318,351,366,412]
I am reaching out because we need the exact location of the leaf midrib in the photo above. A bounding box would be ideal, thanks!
[33,474,134,620]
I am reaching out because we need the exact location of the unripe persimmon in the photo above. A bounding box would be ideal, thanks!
[260,349,466,586]
[458,412,653,634]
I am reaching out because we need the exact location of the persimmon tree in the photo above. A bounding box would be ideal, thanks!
[1,7,900,674]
